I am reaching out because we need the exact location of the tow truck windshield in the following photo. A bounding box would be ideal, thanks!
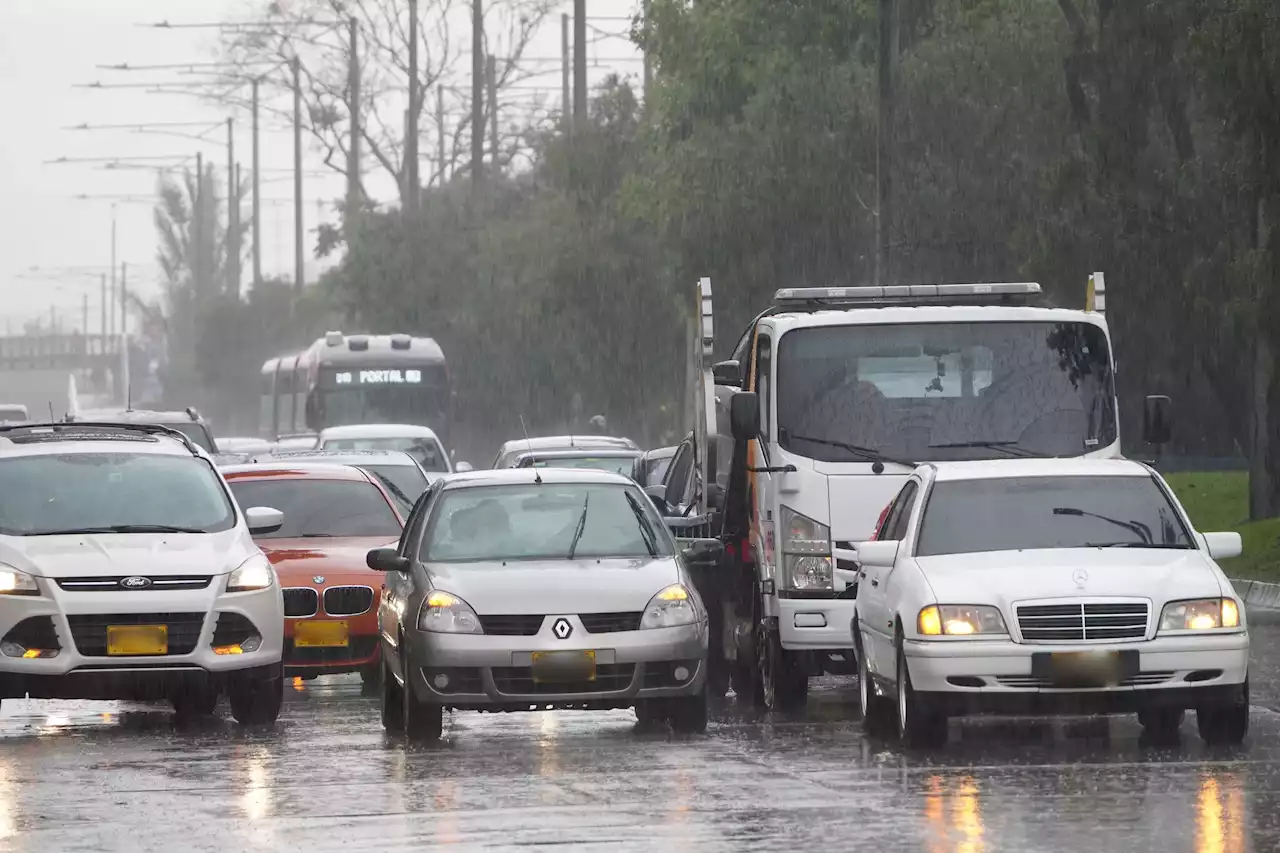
[776,321,1115,462]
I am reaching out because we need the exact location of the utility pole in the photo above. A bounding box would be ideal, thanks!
[292,55,305,293]
[471,0,484,195]
[406,0,420,209]
[120,262,129,407]
[109,206,117,338]
[347,15,362,218]
[99,274,107,342]
[251,77,262,288]
[561,14,571,130]
[436,85,446,186]
[82,294,89,337]
[875,0,898,287]
[573,0,587,123]
[194,151,204,298]
[227,117,239,297]
[486,54,498,171]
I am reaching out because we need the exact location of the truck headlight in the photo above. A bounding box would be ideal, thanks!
[418,590,482,634]
[0,565,39,596]
[227,554,274,592]
[1159,598,1240,632]
[641,584,700,629]
[918,605,1008,637]
[780,506,832,590]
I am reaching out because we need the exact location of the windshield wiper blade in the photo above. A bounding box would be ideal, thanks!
[1086,542,1190,549]
[566,492,591,560]
[625,491,659,557]
[300,533,337,538]
[781,431,916,468]
[928,440,1046,458]
[1055,507,1152,544]
[31,524,207,535]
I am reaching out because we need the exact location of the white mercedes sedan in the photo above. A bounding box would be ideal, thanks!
[854,458,1248,748]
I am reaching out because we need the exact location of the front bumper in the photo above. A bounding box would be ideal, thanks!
[0,579,284,700]
[403,618,709,710]
[777,596,857,651]
[904,631,1249,714]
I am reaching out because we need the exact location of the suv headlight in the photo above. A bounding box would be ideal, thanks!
[418,590,482,634]
[0,565,39,596]
[227,554,274,592]
[641,584,700,629]
[918,605,1008,637]
[1159,598,1241,632]
[780,506,833,590]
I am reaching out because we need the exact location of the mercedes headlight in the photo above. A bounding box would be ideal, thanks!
[917,605,1008,637]
[641,584,700,629]
[780,506,833,590]
[227,554,274,592]
[0,565,39,596]
[418,590,482,634]
[1159,598,1241,632]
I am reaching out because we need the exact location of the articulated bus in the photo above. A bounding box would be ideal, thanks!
[260,332,451,443]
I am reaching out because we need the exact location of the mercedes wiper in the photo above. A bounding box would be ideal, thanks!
[1085,542,1191,549]
[30,524,208,535]
[929,440,1046,458]
[566,492,591,560]
[781,431,916,468]
[1054,507,1152,544]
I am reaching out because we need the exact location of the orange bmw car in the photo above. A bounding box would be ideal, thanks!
[222,463,406,684]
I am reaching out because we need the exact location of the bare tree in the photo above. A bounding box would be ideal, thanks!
[219,0,557,204]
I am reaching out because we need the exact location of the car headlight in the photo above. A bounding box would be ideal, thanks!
[0,565,39,596]
[917,605,1008,637]
[227,554,275,592]
[1159,598,1241,632]
[780,506,833,590]
[418,590,482,634]
[641,584,700,629]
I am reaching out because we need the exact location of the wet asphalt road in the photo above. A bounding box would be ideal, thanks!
[3,624,1280,852]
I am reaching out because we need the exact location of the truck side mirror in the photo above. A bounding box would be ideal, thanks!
[730,391,760,440]
[1143,395,1172,445]
[712,360,741,387]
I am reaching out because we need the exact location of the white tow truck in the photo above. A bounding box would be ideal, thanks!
[676,274,1173,708]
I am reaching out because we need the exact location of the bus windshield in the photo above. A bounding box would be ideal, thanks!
[317,366,449,434]
[776,321,1115,462]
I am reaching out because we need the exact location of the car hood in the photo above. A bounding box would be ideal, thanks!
[0,528,258,579]
[259,537,396,584]
[914,548,1225,605]
[425,557,683,614]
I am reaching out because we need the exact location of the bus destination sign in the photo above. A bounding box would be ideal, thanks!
[335,369,423,385]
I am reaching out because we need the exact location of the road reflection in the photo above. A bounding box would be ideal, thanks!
[924,774,984,853]
[0,753,14,840]
[234,744,275,849]
[1197,771,1246,853]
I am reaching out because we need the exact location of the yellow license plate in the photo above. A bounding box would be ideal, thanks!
[531,650,596,683]
[107,625,168,656]
[294,620,349,648]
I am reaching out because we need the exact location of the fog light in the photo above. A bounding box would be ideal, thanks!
[240,634,262,653]
[673,665,690,682]
[213,644,244,655]
[1,642,56,659]
[433,673,450,690]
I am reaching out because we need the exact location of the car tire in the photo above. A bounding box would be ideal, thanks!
[758,622,808,712]
[228,670,284,725]
[1198,679,1249,746]
[895,638,947,749]
[171,684,219,718]
[1137,708,1185,741]
[380,657,405,732]
[401,662,443,741]
[668,690,709,734]
[635,699,666,727]
[858,641,894,736]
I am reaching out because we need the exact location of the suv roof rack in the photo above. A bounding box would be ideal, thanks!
[773,282,1046,310]
[0,422,201,456]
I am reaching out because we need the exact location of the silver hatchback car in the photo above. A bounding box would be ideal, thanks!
[368,467,721,740]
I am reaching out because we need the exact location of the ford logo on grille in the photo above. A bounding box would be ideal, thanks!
[119,576,152,589]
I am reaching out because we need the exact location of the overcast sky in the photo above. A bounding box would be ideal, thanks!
[0,0,640,333]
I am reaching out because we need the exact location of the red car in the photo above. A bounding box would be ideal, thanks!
[222,463,406,684]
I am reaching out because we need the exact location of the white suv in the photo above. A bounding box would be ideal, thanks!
[0,422,286,723]
[855,458,1248,748]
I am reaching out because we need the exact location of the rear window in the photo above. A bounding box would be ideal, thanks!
[322,436,447,471]
[916,475,1194,557]
[228,478,402,539]
[519,455,638,476]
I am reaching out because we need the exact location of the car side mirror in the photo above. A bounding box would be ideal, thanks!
[1203,531,1242,561]
[730,391,760,440]
[455,461,473,472]
[643,484,672,515]
[1143,395,1172,445]
[856,540,899,568]
[367,546,409,574]
[245,506,284,536]
[680,537,724,568]
[713,360,741,387]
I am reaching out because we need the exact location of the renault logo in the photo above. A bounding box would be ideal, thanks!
[1072,569,1089,589]
[119,576,151,590]
[552,618,573,639]
[313,576,326,585]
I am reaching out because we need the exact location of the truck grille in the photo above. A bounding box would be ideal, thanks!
[479,615,544,636]
[579,612,642,633]
[1016,601,1149,643]
[67,612,205,656]
[323,586,374,616]
[283,588,319,617]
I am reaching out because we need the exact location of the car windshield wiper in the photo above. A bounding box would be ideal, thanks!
[1054,507,1152,544]
[780,431,916,468]
[928,440,1046,458]
[566,492,591,560]
[300,533,338,538]
[624,491,659,557]
[1085,542,1191,549]
[29,524,208,535]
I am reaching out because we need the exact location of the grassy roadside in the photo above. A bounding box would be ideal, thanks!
[1165,471,1280,580]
